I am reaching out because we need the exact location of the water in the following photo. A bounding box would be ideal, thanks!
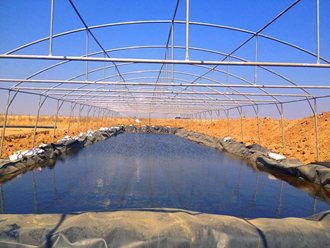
[0,133,329,218]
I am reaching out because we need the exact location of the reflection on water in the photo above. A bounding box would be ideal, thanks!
[275,181,284,217]
[0,184,4,214]
[31,171,39,213]
[248,172,259,210]
[0,133,329,218]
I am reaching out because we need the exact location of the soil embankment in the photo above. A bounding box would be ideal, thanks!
[0,112,330,163]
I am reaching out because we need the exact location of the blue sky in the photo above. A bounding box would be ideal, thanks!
[0,0,329,118]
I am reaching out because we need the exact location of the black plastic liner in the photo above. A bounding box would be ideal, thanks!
[0,209,329,247]
[1,125,329,187]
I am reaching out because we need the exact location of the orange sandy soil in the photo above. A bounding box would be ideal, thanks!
[0,112,330,164]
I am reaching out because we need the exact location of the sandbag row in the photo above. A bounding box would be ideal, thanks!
[0,126,124,180]
[174,128,330,187]
[125,125,179,134]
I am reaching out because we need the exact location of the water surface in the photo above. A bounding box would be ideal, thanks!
[0,133,329,218]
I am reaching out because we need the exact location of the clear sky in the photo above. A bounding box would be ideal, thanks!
[0,0,329,118]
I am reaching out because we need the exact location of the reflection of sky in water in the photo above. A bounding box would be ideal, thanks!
[0,133,329,218]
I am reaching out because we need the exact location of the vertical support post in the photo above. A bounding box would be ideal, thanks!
[254,35,258,84]
[237,107,243,141]
[0,90,19,158]
[215,110,219,125]
[276,103,286,154]
[106,110,110,126]
[67,102,76,135]
[53,100,64,141]
[316,0,320,64]
[97,107,102,128]
[82,105,87,131]
[103,53,106,80]
[111,111,114,125]
[109,110,113,126]
[105,110,109,127]
[226,57,230,84]
[102,109,107,127]
[77,104,84,133]
[225,109,230,136]
[49,0,55,56]
[165,48,168,88]
[85,30,89,81]
[91,107,97,128]
[86,105,93,128]
[307,98,320,162]
[253,105,261,145]
[209,111,213,123]
[313,98,320,161]
[32,96,48,148]
[281,104,285,154]
[185,0,190,60]
[171,22,175,83]
[100,109,104,126]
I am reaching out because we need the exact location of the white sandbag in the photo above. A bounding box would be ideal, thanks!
[268,152,286,161]
[39,143,48,148]
[9,151,22,161]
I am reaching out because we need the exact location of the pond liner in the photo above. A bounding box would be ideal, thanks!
[0,126,125,183]
[0,125,329,188]
[0,208,329,247]
[0,126,329,247]
[173,128,330,188]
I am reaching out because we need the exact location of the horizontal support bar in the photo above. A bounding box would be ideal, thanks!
[52,92,278,103]
[73,101,241,106]
[12,87,309,97]
[106,107,222,111]
[60,96,277,102]
[74,99,253,104]
[1,78,330,89]
[0,54,329,68]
